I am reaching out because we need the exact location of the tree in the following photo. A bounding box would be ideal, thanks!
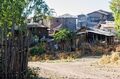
[110,0,120,30]
[0,0,51,29]
[0,0,51,78]
[0,0,26,28]
[116,30,120,39]
[54,29,71,42]
[54,28,74,51]
[28,0,53,22]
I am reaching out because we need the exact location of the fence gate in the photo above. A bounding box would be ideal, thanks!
[0,25,29,79]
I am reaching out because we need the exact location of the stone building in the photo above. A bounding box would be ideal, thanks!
[44,14,77,34]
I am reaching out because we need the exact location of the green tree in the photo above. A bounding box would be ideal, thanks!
[28,0,53,22]
[0,0,51,29]
[54,29,71,42]
[0,0,51,41]
[54,28,74,51]
[116,30,120,39]
[110,0,120,30]
[0,0,26,28]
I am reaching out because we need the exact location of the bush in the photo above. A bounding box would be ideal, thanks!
[26,68,39,79]
[30,47,39,56]
[30,42,45,56]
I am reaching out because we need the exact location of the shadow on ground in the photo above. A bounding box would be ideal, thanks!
[38,77,49,79]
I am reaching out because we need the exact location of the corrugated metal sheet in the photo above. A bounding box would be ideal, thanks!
[77,27,115,36]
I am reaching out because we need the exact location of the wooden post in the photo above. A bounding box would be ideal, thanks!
[93,33,95,43]
[105,36,107,45]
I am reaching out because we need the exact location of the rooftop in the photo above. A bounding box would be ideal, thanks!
[87,10,112,15]
[27,23,48,28]
[77,27,115,36]
[58,13,77,18]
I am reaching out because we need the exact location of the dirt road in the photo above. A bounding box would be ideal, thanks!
[28,56,120,79]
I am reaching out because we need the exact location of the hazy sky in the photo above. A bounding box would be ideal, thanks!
[45,0,111,16]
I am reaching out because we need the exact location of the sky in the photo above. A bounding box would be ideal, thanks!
[44,0,111,16]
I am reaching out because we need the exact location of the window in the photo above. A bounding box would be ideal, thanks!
[56,19,59,22]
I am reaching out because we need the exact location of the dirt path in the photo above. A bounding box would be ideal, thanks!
[28,56,120,79]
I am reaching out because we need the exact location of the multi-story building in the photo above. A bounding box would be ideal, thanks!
[77,14,87,29]
[77,10,114,28]
[87,10,114,27]
[100,21,115,33]
[44,14,77,34]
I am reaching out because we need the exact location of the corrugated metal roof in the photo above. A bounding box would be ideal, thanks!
[88,27,115,36]
[27,23,47,28]
[87,30,114,36]
[87,10,112,16]
[77,27,115,36]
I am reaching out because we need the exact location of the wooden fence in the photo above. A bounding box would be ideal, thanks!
[0,26,29,79]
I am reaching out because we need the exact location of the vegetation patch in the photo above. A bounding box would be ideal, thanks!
[29,51,82,62]
[26,68,40,79]
[98,52,120,65]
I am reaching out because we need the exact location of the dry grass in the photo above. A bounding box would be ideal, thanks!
[29,54,54,61]
[29,55,40,61]
[57,52,81,60]
[116,45,120,52]
[29,51,82,62]
[99,55,111,64]
[99,52,120,65]
[43,54,53,60]
[57,53,68,59]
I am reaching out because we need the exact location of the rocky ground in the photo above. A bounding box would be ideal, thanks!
[28,56,120,79]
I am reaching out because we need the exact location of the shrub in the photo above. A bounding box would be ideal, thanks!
[26,68,40,79]
[37,47,45,55]
[30,46,45,56]
[30,47,39,56]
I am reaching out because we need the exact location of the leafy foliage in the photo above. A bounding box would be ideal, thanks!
[0,0,27,28]
[27,68,40,79]
[110,0,120,37]
[53,28,73,42]
[116,30,120,39]
[0,0,51,28]
[30,41,46,56]
[27,0,53,22]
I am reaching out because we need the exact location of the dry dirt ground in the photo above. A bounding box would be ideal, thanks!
[28,56,120,79]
